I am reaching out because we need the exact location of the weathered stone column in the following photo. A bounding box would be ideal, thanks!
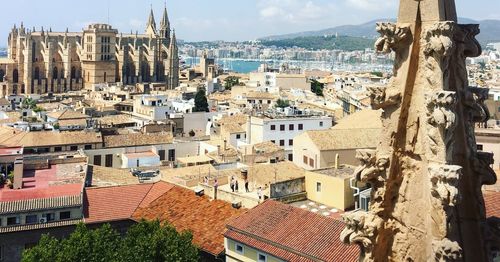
[340,0,497,261]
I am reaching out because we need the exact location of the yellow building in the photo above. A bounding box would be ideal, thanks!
[305,166,361,211]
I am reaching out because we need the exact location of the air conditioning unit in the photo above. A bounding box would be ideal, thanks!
[194,187,204,197]
[232,201,242,209]
[39,218,47,223]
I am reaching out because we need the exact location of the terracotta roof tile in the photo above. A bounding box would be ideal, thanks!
[132,186,245,255]
[83,182,174,224]
[485,191,500,218]
[225,200,359,262]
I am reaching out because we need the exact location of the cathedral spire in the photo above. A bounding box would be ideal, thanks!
[145,6,157,35]
[167,29,179,89]
[159,1,171,40]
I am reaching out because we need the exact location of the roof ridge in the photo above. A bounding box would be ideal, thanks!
[134,182,174,215]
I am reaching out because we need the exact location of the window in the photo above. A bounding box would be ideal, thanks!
[168,149,176,162]
[258,253,267,262]
[289,124,294,131]
[93,155,102,166]
[60,211,71,220]
[271,140,276,144]
[44,213,55,222]
[279,140,285,146]
[7,216,20,226]
[84,144,92,150]
[270,125,276,131]
[289,139,293,146]
[54,147,62,152]
[105,154,113,167]
[477,144,484,151]
[288,154,293,161]
[303,156,308,165]
[236,134,241,139]
[298,124,304,130]
[280,125,285,131]
[70,145,78,151]
[309,158,315,168]
[320,121,324,127]
[235,244,244,254]
[158,150,166,161]
[25,215,37,224]
[316,182,322,192]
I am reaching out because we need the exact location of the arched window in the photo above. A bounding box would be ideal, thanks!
[71,66,76,79]
[34,67,40,82]
[13,69,19,83]
[0,69,5,82]
[52,67,58,79]
[104,72,107,82]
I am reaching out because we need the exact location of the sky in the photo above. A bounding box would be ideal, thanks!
[1,0,499,45]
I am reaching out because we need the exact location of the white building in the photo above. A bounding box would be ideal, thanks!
[247,109,332,161]
[133,94,175,121]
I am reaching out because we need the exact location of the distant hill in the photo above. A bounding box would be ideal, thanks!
[260,18,500,45]
[260,35,375,51]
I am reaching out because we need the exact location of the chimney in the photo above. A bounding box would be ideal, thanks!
[335,154,339,169]
[13,157,24,190]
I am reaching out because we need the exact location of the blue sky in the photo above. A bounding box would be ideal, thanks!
[1,0,499,45]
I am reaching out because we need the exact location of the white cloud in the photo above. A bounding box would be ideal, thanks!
[257,0,336,24]
[344,0,396,12]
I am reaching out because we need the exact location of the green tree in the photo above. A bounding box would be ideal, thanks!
[275,99,290,108]
[120,220,198,262]
[371,71,383,77]
[194,89,209,112]
[22,221,199,262]
[311,79,324,97]
[21,98,37,110]
[224,76,240,90]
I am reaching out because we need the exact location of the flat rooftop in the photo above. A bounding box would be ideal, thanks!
[0,162,86,202]
[313,165,356,179]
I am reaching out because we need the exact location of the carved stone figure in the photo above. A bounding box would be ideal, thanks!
[432,238,463,262]
[341,211,382,261]
[375,23,412,54]
[428,164,461,207]
[353,149,389,183]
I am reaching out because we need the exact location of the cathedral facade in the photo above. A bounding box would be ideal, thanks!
[0,6,180,97]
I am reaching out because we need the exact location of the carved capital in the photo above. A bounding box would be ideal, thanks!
[432,238,463,262]
[368,86,401,110]
[428,164,462,207]
[375,22,412,53]
[423,22,456,58]
[341,211,382,260]
[354,149,389,183]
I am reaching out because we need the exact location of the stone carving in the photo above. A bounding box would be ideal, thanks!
[367,86,401,110]
[341,1,495,261]
[426,91,457,159]
[466,87,490,123]
[432,238,463,262]
[473,152,497,186]
[423,22,456,58]
[340,211,381,261]
[428,164,462,207]
[353,149,389,183]
[375,22,412,53]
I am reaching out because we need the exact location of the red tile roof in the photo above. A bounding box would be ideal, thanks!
[132,186,245,256]
[485,191,500,218]
[83,182,174,224]
[225,200,359,262]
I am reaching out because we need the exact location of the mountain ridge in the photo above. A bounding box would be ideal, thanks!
[260,18,500,45]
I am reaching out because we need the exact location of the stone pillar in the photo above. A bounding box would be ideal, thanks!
[340,0,497,261]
